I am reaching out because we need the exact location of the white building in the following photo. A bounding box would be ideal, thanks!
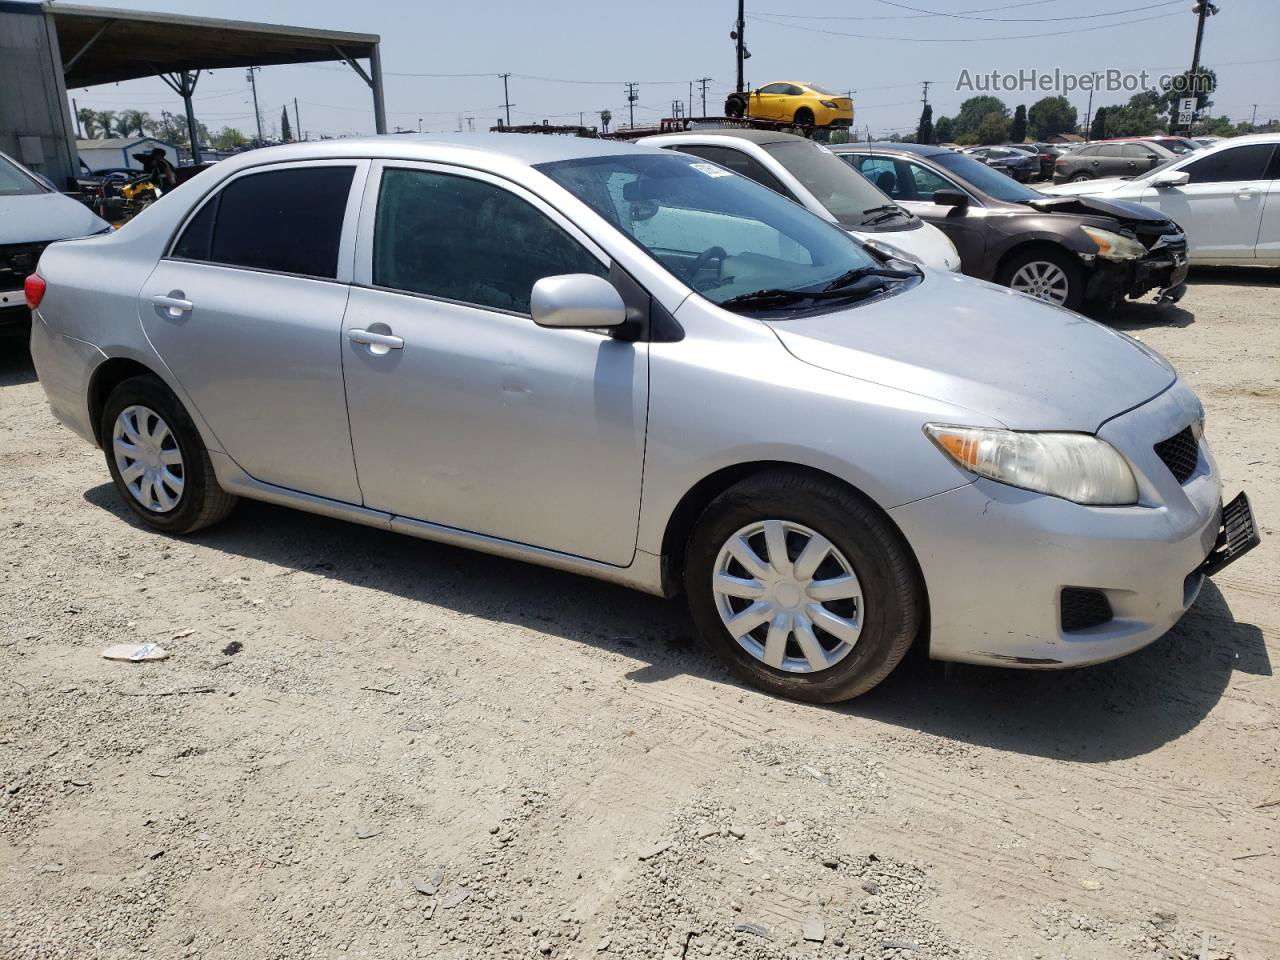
[75,137,178,174]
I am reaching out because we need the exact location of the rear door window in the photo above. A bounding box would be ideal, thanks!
[670,145,793,198]
[1098,144,1123,158]
[172,165,355,279]
[1183,144,1276,183]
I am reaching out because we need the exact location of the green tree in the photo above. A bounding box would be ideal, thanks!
[975,111,1009,144]
[1027,96,1077,141]
[1089,106,1108,141]
[916,103,934,145]
[1161,67,1216,127]
[209,126,248,150]
[116,110,150,137]
[1009,104,1027,143]
[281,106,293,142]
[599,109,612,133]
[954,96,1008,138]
[933,115,954,143]
[93,110,117,138]
[76,107,102,138]
[1102,91,1165,137]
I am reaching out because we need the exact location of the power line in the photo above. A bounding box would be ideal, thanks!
[754,0,1057,20]
[862,0,1183,22]
[747,9,1181,42]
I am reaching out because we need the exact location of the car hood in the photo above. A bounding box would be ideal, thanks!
[1038,177,1135,197]
[0,192,109,245]
[848,220,961,272]
[766,271,1174,432]
[1026,191,1164,222]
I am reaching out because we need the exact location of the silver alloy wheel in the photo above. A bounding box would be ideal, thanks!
[112,405,185,513]
[1009,260,1070,305]
[711,519,864,674]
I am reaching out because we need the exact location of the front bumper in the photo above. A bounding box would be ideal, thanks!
[891,381,1243,668]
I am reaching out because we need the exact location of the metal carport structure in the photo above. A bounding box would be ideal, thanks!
[0,1,383,186]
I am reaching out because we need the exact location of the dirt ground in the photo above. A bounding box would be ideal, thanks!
[1,268,1277,960]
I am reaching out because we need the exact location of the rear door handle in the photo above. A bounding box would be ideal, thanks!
[1236,189,1255,199]
[347,328,404,352]
[150,294,192,316]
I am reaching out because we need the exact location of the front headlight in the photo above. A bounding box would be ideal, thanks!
[1081,226,1146,261]
[924,424,1138,505]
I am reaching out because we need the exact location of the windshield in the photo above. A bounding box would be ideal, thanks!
[537,152,880,308]
[0,154,48,197]
[932,151,1042,202]
[762,140,906,227]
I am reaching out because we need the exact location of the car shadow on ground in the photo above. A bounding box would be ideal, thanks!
[0,340,36,387]
[81,486,1267,764]
[1187,265,1280,288]
[1105,300,1196,330]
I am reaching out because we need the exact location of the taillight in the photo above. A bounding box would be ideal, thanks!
[25,273,46,309]
[1055,156,1066,166]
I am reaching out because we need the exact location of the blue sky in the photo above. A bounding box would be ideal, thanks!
[53,0,1280,139]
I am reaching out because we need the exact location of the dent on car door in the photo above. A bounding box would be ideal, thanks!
[139,161,367,502]
[340,163,649,566]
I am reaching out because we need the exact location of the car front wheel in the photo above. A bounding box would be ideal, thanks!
[684,471,923,703]
[998,247,1084,310]
[101,375,237,534]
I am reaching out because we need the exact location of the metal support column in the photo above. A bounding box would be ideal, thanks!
[156,67,202,163]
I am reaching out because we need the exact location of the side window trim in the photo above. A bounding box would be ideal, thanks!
[351,159,612,315]
[164,159,370,284]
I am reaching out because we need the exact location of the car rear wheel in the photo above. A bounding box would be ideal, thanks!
[684,470,922,703]
[1069,172,1094,183]
[724,95,746,119]
[101,375,237,534]
[793,107,815,126]
[998,247,1084,310]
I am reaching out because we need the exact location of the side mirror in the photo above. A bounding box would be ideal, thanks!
[932,189,969,210]
[1145,153,1159,161]
[1151,170,1190,188]
[531,274,626,330]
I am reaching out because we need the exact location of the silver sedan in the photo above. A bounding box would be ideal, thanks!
[27,134,1257,701]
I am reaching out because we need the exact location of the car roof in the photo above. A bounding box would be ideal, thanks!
[641,128,809,147]
[829,142,954,158]
[202,132,655,176]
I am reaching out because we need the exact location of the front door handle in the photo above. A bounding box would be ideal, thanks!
[150,294,192,317]
[1236,189,1255,199]
[347,327,404,354]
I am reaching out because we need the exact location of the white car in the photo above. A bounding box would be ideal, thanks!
[1039,134,1280,265]
[638,129,962,271]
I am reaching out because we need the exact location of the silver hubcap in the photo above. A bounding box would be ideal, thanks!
[1010,261,1070,304]
[112,405,185,513]
[711,520,864,674]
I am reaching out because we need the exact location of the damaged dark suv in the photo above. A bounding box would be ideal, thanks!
[833,142,1188,312]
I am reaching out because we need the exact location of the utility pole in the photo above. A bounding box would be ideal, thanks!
[1183,1,1218,133]
[294,98,302,142]
[499,73,513,127]
[1251,104,1258,127]
[72,97,83,138]
[1084,86,1094,141]
[734,0,746,93]
[246,66,263,143]
[466,117,475,132]
[698,77,711,117]
[921,80,931,109]
[625,81,639,129]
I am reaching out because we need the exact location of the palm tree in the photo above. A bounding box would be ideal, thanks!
[93,110,117,138]
[117,110,151,138]
[76,107,101,138]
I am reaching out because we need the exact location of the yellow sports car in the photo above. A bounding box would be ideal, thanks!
[728,82,853,127]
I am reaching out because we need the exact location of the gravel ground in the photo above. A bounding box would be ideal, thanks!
[1,268,1277,960]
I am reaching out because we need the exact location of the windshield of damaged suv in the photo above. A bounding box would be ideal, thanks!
[537,152,884,309]
[762,140,909,227]
[932,150,1042,203]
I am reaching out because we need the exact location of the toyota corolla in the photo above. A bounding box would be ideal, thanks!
[27,135,1258,702]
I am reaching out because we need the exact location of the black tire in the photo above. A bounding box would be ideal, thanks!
[793,107,815,126]
[1069,171,1094,183]
[995,246,1086,312]
[724,95,746,119]
[684,470,923,703]
[100,375,236,534]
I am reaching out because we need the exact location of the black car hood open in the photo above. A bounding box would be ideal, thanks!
[1026,193,1168,224]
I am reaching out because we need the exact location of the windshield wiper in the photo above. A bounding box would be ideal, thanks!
[720,271,915,312]
[861,203,908,225]
[822,265,920,291]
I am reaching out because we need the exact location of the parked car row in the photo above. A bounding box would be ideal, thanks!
[23,131,1261,704]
